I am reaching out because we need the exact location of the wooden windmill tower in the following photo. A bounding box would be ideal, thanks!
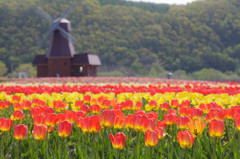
[33,4,101,77]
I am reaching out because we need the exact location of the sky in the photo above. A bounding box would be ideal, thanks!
[128,0,199,5]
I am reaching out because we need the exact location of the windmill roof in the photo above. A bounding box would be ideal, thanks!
[53,18,70,23]
[72,53,101,65]
[33,55,47,65]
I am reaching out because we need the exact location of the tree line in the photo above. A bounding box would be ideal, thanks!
[0,0,240,78]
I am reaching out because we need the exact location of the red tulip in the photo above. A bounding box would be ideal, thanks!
[22,100,32,110]
[33,115,45,125]
[12,110,25,121]
[109,132,126,150]
[177,131,194,148]
[32,124,48,141]
[206,108,225,122]
[209,119,224,138]
[145,129,158,147]
[80,105,90,115]
[0,118,13,132]
[14,124,28,141]
[235,114,240,130]
[135,101,143,110]
[190,107,203,120]
[156,120,167,131]
[58,120,72,138]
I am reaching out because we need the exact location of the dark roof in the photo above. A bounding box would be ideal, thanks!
[33,55,47,65]
[72,53,101,65]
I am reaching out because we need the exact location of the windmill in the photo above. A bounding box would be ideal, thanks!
[36,3,77,57]
[33,4,101,77]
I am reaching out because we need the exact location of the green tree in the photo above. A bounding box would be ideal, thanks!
[0,61,8,76]
[14,63,36,77]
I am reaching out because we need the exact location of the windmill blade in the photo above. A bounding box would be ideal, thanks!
[58,27,77,43]
[59,3,75,21]
[38,27,54,48]
[36,7,53,23]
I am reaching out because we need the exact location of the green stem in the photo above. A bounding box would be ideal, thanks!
[1,133,4,159]
[126,130,130,159]
[102,128,106,159]
[193,137,198,159]
[238,131,240,159]
[36,141,39,159]
[92,134,95,159]
[136,132,140,159]
[64,138,68,159]
[184,148,188,159]
[116,149,119,159]
[212,138,217,159]
[46,132,49,159]
[59,138,62,159]
[15,140,19,159]
[150,147,153,158]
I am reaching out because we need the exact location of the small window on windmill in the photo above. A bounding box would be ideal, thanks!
[79,66,83,73]
[64,61,67,66]
[54,59,58,63]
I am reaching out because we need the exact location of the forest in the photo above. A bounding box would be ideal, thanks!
[0,0,240,79]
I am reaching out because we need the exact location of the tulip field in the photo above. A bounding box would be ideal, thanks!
[1,77,240,159]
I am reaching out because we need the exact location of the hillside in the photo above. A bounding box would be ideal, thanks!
[0,0,240,77]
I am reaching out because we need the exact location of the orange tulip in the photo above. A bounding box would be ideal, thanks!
[163,114,178,125]
[0,118,13,132]
[206,108,225,122]
[170,99,179,109]
[125,114,134,129]
[43,107,55,116]
[12,95,21,103]
[225,108,234,120]
[31,106,44,118]
[189,118,206,136]
[109,132,126,150]
[91,104,101,114]
[11,110,25,121]
[100,109,115,128]
[235,114,240,130]
[114,116,126,129]
[160,102,169,111]
[44,113,57,127]
[145,129,158,147]
[101,99,111,109]
[133,115,149,132]
[156,120,167,131]
[178,116,190,130]
[32,124,48,141]
[154,127,166,140]
[177,131,194,148]
[209,119,224,138]
[14,124,28,141]
[179,107,190,117]
[58,120,73,138]
[13,102,24,111]
[77,115,101,133]
[22,100,32,110]
[64,110,77,123]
